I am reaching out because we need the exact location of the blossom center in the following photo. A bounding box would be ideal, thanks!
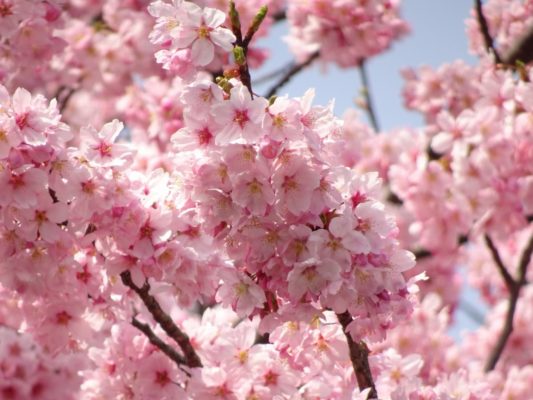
[96,141,112,157]
[81,180,96,194]
[282,176,298,191]
[234,282,249,296]
[155,370,170,387]
[15,113,28,130]
[197,25,211,39]
[140,224,154,239]
[263,370,278,386]
[272,114,286,128]
[8,173,24,188]
[35,210,48,224]
[233,110,249,128]
[0,3,13,18]
[198,128,212,145]
[56,311,72,325]
[248,179,262,194]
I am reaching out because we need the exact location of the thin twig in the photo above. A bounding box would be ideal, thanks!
[54,86,76,113]
[254,62,294,85]
[120,271,202,368]
[517,231,533,285]
[265,50,320,98]
[229,1,253,96]
[131,316,189,369]
[484,283,519,372]
[484,232,533,371]
[337,312,377,399]
[358,60,380,132]
[484,234,514,290]
[474,0,502,63]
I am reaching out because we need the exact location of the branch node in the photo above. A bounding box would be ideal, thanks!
[120,270,203,368]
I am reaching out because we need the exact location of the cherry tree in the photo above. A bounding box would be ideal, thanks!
[0,0,532,399]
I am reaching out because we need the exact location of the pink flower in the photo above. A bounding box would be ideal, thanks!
[287,258,341,300]
[212,83,268,145]
[216,268,266,317]
[82,119,133,167]
[0,114,20,159]
[178,4,235,66]
[231,170,275,216]
[272,156,320,215]
[150,1,236,66]
[14,193,69,243]
[10,88,61,146]
[0,165,48,208]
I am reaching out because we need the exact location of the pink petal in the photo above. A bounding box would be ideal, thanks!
[191,38,214,66]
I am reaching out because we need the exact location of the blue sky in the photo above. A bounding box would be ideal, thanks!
[255,1,477,130]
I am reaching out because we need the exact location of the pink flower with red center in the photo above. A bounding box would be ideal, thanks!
[287,258,341,301]
[14,193,69,243]
[82,119,133,167]
[0,165,48,208]
[231,170,275,216]
[271,156,320,215]
[212,83,268,145]
[216,267,266,317]
[171,115,217,151]
[9,87,62,147]
[149,0,236,66]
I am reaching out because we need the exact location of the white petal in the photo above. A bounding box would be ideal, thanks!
[191,39,214,66]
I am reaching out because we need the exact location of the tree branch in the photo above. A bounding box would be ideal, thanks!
[54,86,76,113]
[484,231,533,371]
[271,10,286,23]
[337,312,377,399]
[474,0,502,63]
[484,234,514,290]
[358,60,380,132]
[120,271,202,368]
[265,50,320,98]
[131,316,189,370]
[254,62,294,85]
[502,24,533,65]
[517,231,533,285]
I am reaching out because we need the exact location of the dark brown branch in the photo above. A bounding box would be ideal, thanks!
[484,282,519,372]
[484,234,514,290]
[358,60,380,132]
[413,235,469,261]
[517,231,533,285]
[337,312,377,399]
[484,232,533,371]
[120,271,202,368]
[474,0,502,63]
[54,86,76,113]
[271,10,286,23]
[503,24,533,65]
[265,50,320,98]
[131,316,188,368]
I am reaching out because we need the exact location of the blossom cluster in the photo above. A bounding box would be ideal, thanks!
[466,0,533,58]
[0,326,83,399]
[286,0,409,67]
[1,0,533,399]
